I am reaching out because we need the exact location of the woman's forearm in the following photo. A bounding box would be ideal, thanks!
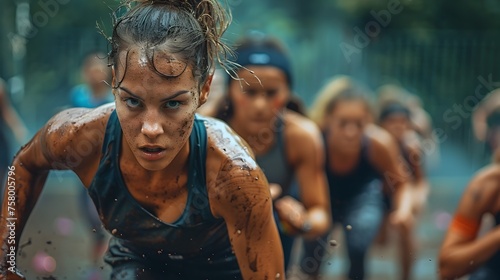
[394,182,413,213]
[303,207,330,239]
[0,157,49,272]
[439,228,500,279]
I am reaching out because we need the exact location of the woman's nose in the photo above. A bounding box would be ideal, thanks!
[141,114,164,139]
[344,123,359,138]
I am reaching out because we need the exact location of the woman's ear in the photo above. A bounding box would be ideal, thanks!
[199,74,214,107]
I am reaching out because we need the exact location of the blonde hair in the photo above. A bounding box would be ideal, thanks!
[309,75,372,130]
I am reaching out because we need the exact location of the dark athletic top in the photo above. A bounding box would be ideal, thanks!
[88,111,241,279]
[325,135,381,202]
[255,116,294,197]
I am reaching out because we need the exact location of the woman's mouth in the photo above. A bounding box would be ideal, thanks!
[139,146,167,161]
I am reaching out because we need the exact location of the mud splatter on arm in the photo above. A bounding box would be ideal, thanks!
[0,107,109,275]
[212,158,285,280]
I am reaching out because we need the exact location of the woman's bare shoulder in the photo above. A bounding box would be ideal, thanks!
[282,110,324,164]
[201,116,269,215]
[41,103,115,169]
[468,165,500,198]
[458,164,500,215]
[47,103,115,132]
[202,115,256,166]
[284,110,321,138]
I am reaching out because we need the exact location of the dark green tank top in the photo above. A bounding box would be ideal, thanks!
[255,116,294,196]
[88,110,241,278]
[326,135,382,201]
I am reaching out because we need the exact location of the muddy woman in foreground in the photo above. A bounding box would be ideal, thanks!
[0,0,284,279]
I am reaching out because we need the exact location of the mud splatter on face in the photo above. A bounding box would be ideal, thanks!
[139,55,148,67]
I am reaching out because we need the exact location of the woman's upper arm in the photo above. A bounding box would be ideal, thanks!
[289,121,329,212]
[442,172,497,249]
[370,130,410,191]
[211,160,284,279]
[18,107,106,174]
[406,142,426,183]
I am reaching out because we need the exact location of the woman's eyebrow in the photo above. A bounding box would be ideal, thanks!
[160,90,191,102]
[118,87,144,100]
[118,87,190,101]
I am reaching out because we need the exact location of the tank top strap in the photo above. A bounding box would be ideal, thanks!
[99,110,120,163]
[275,114,285,141]
[190,115,208,193]
[184,114,213,222]
[275,114,289,161]
[255,114,294,195]
[323,132,331,168]
[360,135,371,160]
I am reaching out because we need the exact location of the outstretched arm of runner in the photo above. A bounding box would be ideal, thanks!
[439,166,500,279]
[0,107,106,278]
[212,160,285,280]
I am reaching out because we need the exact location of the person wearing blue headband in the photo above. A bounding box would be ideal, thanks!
[212,35,331,271]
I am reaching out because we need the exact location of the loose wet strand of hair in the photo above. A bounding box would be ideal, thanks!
[110,49,131,89]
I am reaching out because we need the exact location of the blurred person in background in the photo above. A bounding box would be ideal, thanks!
[377,85,433,139]
[212,35,331,271]
[0,0,285,279]
[439,107,500,280]
[69,52,114,279]
[473,89,500,164]
[378,101,430,280]
[70,52,114,108]
[298,76,412,280]
[0,78,28,186]
[378,84,439,170]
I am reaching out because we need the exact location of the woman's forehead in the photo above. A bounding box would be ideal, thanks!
[116,47,189,77]
[235,66,288,89]
[334,99,367,109]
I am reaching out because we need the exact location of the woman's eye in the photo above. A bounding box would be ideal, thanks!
[244,89,258,97]
[165,100,181,109]
[267,89,278,97]
[125,98,141,108]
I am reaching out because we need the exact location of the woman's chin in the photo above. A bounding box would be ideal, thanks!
[137,158,172,171]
